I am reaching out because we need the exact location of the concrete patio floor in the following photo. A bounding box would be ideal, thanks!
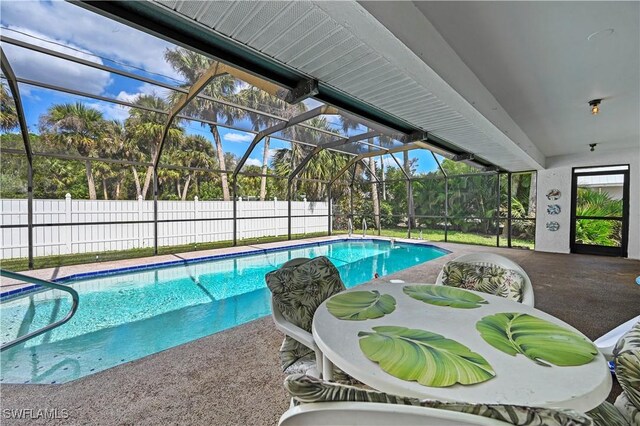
[1,240,639,425]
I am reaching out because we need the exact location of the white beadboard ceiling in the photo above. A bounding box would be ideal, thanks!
[153,0,545,171]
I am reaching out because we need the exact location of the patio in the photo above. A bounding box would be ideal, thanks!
[2,243,638,425]
[1,0,639,425]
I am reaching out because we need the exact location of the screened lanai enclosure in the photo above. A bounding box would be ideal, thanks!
[0,1,536,271]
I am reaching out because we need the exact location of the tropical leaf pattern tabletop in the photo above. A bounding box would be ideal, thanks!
[326,290,396,320]
[476,313,598,367]
[358,326,495,387]
[403,284,488,309]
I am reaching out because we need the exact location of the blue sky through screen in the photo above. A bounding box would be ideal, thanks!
[1,0,439,174]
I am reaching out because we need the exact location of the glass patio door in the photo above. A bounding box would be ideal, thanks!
[570,165,630,257]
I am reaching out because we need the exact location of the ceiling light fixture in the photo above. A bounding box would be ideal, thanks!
[589,143,597,152]
[589,99,602,115]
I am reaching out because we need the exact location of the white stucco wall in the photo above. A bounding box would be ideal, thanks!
[535,147,640,259]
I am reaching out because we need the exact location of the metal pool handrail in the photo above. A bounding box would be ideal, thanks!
[0,269,79,352]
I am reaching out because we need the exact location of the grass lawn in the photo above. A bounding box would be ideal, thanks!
[334,227,534,249]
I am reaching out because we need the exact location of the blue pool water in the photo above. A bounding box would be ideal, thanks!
[0,239,447,384]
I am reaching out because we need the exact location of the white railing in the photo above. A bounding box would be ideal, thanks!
[0,195,328,259]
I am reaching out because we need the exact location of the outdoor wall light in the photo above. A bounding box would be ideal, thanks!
[589,99,602,115]
[589,143,597,152]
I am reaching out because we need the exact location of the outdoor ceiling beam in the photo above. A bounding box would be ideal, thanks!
[288,131,380,185]
[0,48,32,164]
[233,104,339,180]
[452,153,475,162]
[154,61,224,169]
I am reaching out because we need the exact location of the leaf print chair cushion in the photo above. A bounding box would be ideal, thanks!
[588,320,640,426]
[266,256,346,375]
[283,374,593,426]
[436,253,534,306]
[613,321,640,424]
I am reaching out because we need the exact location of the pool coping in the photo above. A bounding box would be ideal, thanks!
[0,236,449,301]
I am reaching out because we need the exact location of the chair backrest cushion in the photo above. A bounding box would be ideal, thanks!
[284,374,592,426]
[442,261,524,302]
[613,321,640,413]
[266,256,346,370]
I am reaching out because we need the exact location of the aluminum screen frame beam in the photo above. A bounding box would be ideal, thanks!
[153,61,224,169]
[1,47,34,268]
[232,104,339,181]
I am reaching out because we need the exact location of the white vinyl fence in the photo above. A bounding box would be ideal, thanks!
[0,195,328,259]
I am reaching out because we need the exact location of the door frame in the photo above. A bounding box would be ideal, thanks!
[570,165,630,257]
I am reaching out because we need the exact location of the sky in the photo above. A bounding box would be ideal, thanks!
[1,0,440,173]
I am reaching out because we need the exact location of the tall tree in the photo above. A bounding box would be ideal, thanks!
[40,103,106,199]
[338,117,381,229]
[0,82,19,132]
[164,48,239,201]
[237,87,305,200]
[125,95,182,199]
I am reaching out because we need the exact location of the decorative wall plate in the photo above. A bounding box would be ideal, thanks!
[546,189,561,200]
[546,204,561,215]
[546,221,560,232]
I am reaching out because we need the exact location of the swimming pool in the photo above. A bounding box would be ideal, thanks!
[0,239,447,384]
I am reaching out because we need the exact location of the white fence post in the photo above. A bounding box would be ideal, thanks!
[194,196,200,244]
[138,195,144,247]
[65,193,72,254]
[238,196,242,240]
[273,197,278,237]
[303,197,307,235]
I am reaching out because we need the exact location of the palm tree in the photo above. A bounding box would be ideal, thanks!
[339,117,382,229]
[164,47,240,201]
[236,87,306,200]
[40,103,106,199]
[167,134,217,200]
[271,117,349,201]
[0,82,18,132]
[125,95,182,199]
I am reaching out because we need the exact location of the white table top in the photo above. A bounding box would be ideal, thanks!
[312,282,612,412]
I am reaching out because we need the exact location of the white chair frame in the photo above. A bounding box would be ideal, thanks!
[271,299,323,378]
[436,253,535,307]
[279,402,510,426]
[594,315,640,361]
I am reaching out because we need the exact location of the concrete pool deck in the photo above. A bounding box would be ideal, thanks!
[1,240,639,425]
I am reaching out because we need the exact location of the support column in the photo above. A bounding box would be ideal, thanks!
[496,174,501,247]
[27,164,33,268]
[287,182,292,240]
[444,177,449,242]
[507,172,512,248]
[232,177,237,246]
[327,184,332,236]
[153,169,158,255]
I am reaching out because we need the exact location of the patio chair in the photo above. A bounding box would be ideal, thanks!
[265,256,346,379]
[593,314,640,361]
[280,374,593,426]
[587,320,640,426]
[436,253,535,306]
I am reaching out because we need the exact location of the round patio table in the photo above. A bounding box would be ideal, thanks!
[312,282,611,412]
